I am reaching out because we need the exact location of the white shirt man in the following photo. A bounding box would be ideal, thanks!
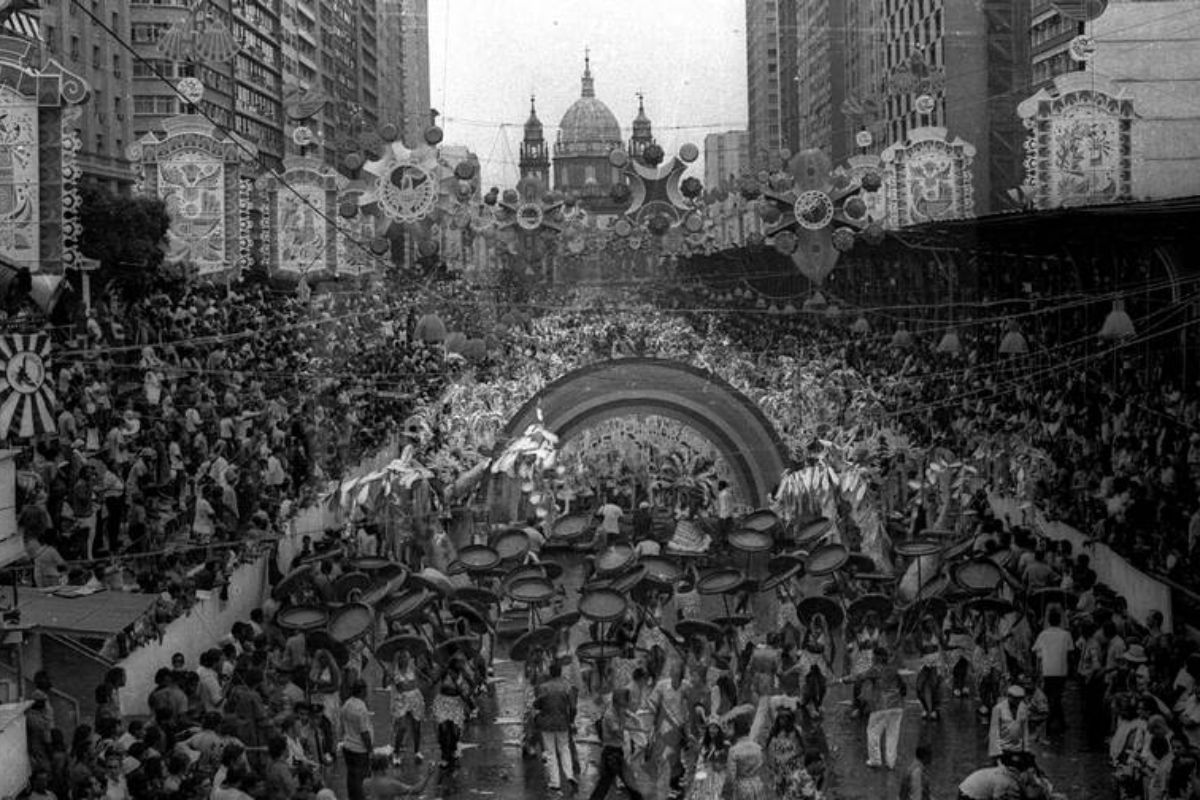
[597,502,623,535]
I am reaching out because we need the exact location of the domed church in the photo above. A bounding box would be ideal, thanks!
[519,51,657,217]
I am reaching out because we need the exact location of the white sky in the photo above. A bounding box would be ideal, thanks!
[428,0,749,189]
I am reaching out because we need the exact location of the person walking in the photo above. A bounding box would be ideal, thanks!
[588,688,643,800]
[340,680,373,800]
[648,662,691,798]
[843,646,908,769]
[987,684,1030,760]
[899,744,932,800]
[535,660,577,793]
[1031,607,1073,736]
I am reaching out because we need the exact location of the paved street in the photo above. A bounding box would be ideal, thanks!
[323,554,1113,800]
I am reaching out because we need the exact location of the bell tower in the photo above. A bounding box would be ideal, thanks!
[629,92,656,160]
[519,95,550,184]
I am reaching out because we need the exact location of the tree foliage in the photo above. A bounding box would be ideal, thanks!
[78,183,172,299]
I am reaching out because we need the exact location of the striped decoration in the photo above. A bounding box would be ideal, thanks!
[0,1,41,42]
[0,334,56,439]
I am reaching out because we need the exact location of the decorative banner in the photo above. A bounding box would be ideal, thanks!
[0,334,56,439]
[257,157,344,279]
[752,149,883,284]
[608,142,704,238]
[156,0,240,65]
[881,127,976,227]
[0,36,88,274]
[1017,72,1135,210]
[130,116,251,278]
[334,187,380,277]
[338,122,470,269]
[0,87,39,269]
[558,414,734,500]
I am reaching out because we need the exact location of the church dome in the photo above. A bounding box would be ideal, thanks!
[557,54,621,146]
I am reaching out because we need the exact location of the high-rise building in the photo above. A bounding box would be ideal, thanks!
[37,0,135,190]
[378,0,430,146]
[745,0,799,168]
[131,0,284,169]
[795,0,846,157]
[874,0,1028,214]
[1030,1,1085,90]
[704,131,750,192]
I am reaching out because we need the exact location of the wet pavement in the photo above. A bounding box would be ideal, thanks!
[329,554,1112,800]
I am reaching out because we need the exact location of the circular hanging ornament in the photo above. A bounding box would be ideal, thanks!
[831,228,857,252]
[177,77,205,105]
[516,202,544,231]
[610,183,632,204]
[678,143,699,163]
[681,176,703,198]
[378,123,399,142]
[914,94,936,115]
[861,171,883,192]
[380,163,439,223]
[1069,35,1096,62]
[843,196,868,222]
[292,126,315,147]
[642,143,665,166]
[855,130,874,149]
[794,190,835,231]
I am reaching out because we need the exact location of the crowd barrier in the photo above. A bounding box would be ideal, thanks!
[990,495,1175,633]
[116,441,400,718]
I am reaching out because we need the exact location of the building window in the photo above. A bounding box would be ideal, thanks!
[92,45,101,69]
[70,36,80,60]
[95,133,105,155]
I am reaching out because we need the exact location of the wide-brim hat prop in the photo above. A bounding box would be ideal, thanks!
[1123,645,1147,664]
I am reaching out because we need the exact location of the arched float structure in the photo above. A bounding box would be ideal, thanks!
[501,358,790,505]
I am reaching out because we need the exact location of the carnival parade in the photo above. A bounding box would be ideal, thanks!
[1,0,1199,799]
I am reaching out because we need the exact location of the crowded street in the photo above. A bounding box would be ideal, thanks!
[3,0,1200,799]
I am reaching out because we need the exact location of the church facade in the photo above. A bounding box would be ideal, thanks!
[519,54,657,218]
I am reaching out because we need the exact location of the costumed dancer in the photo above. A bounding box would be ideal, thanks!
[431,654,471,769]
[381,649,428,765]
[726,714,770,800]
[796,614,833,718]
[847,612,882,718]
[687,720,728,800]
[914,615,945,720]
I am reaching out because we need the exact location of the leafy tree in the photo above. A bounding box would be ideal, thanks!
[77,183,172,300]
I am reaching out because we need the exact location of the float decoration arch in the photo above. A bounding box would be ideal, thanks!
[501,358,790,506]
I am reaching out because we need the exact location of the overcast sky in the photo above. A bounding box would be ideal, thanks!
[428,0,749,189]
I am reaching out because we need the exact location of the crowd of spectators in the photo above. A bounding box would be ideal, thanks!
[13,279,470,639]
[704,304,1200,592]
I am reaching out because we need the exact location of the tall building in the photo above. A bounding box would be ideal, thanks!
[131,0,284,169]
[745,0,799,168]
[795,0,846,157]
[551,54,626,215]
[378,0,431,146]
[518,96,550,185]
[1030,1,1085,90]
[704,131,750,192]
[38,0,135,190]
[840,0,885,160]
[873,0,1028,214]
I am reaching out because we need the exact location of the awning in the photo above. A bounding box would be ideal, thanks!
[17,590,159,637]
